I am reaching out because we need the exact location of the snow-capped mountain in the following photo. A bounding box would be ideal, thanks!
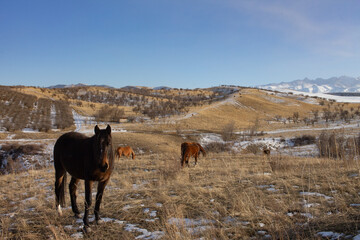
[258,76,360,93]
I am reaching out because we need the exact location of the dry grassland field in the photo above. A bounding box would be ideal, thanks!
[2,86,360,239]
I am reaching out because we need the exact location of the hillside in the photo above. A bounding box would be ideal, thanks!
[2,85,360,134]
[0,85,235,132]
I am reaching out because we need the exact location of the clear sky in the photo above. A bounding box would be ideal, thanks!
[1,1,360,89]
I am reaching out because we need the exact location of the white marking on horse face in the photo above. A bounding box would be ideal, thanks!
[57,205,63,216]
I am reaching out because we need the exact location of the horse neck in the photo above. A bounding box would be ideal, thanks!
[196,144,205,155]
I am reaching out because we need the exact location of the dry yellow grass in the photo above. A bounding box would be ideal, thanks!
[113,131,184,154]
[1,151,360,239]
[174,89,324,132]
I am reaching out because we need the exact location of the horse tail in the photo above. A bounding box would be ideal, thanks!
[181,143,187,159]
[55,171,67,208]
[115,147,121,159]
[181,143,187,166]
[197,143,206,157]
[54,142,67,212]
[131,150,135,159]
[59,173,66,206]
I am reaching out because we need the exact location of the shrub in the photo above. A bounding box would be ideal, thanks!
[94,105,125,123]
[269,155,291,172]
[317,131,346,159]
[205,142,232,153]
[221,121,236,141]
[0,143,44,174]
[291,135,316,146]
[244,143,265,155]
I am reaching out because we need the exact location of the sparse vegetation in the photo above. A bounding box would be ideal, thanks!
[0,86,73,132]
[0,143,46,174]
[316,131,360,160]
[221,121,236,141]
[205,142,232,153]
[243,142,265,155]
[2,153,360,239]
[94,105,125,123]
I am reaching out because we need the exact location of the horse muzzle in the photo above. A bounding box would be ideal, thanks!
[100,162,109,172]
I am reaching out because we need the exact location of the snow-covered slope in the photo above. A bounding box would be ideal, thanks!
[258,76,360,93]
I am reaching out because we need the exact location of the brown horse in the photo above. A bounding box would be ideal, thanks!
[116,146,135,159]
[54,125,114,231]
[181,142,206,167]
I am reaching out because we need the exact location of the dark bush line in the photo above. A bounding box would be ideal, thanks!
[205,142,233,153]
[0,143,45,174]
[291,135,316,146]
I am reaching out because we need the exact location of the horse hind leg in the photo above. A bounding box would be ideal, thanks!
[185,154,190,167]
[69,177,81,218]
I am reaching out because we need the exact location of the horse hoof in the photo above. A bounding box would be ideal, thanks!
[82,226,92,234]
[96,218,103,224]
[74,213,81,219]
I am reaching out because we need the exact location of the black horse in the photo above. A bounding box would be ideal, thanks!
[54,125,114,231]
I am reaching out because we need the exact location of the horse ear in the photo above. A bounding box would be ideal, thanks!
[94,125,100,135]
[106,125,111,135]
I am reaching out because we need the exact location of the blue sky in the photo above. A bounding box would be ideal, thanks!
[1,1,359,89]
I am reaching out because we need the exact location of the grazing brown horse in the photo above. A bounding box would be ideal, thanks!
[181,142,206,167]
[116,146,135,159]
[54,125,114,231]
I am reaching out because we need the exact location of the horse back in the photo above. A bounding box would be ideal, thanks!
[54,132,91,179]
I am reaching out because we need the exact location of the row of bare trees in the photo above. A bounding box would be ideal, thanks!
[54,86,235,120]
[273,106,360,126]
[0,87,73,132]
[317,131,360,160]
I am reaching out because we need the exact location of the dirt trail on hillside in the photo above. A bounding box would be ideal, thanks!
[171,93,242,122]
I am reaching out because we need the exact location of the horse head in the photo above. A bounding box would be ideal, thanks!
[94,125,113,172]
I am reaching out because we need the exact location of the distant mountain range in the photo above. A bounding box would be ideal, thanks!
[48,83,113,89]
[258,76,360,93]
[48,83,173,90]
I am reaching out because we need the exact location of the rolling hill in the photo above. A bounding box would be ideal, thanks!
[2,84,359,134]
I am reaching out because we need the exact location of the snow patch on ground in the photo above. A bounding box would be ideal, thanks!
[199,133,224,145]
[316,231,345,240]
[72,110,96,132]
[300,191,333,200]
[168,217,216,235]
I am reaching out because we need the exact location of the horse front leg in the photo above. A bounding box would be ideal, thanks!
[69,177,80,218]
[94,179,109,223]
[83,180,93,229]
